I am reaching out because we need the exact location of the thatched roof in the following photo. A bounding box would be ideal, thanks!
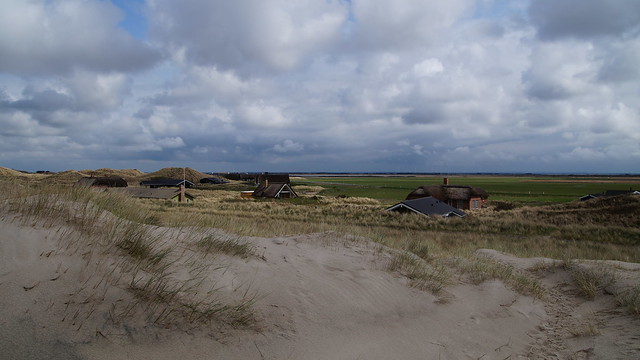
[255,173,291,185]
[406,185,488,201]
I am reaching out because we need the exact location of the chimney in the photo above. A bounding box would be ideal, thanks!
[179,184,185,203]
[264,178,269,187]
[443,177,449,185]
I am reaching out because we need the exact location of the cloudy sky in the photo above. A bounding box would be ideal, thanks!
[1,0,639,173]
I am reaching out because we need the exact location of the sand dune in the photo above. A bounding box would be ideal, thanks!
[1,216,639,359]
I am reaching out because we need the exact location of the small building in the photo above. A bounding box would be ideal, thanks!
[405,178,488,210]
[139,178,195,188]
[580,189,639,201]
[75,176,128,188]
[118,187,194,203]
[386,196,466,218]
[579,193,601,201]
[252,181,298,199]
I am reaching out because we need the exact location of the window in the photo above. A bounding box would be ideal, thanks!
[471,199,480,209]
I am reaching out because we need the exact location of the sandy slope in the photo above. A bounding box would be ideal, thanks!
[1,218,639,360]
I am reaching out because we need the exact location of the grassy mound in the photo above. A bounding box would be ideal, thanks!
[80,168,146,179]
[139,167,209,184]
[0,166,28,177]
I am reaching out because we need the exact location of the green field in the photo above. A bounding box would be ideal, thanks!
[294,175,640,205]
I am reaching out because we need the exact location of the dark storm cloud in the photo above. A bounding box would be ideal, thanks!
[529,0,640,40]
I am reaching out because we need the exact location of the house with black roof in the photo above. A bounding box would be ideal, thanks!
[405,178,488,210]
[386,196,466,218]
[114,187,194,203]
[252,181,297,199]
[139,178,195,188]
[580,188,639,201]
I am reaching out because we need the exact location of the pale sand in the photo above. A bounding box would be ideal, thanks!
[1,218,639,359]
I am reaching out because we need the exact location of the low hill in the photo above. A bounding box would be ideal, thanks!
[139,167,209,184]
[518,194,640,229]
[78,168,146,184]
[41,170,91,185]
[0,167,29,177]
[80,168,145,178]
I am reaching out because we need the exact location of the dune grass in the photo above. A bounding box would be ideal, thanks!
[2,175,638,305]
[616,286,640,315]
[0,180,256,330]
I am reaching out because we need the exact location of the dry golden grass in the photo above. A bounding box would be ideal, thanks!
[2,174,638,301]
[79,168,146,183]
[0,179,256,329]
[136,187,640,263]
[0,166,27,176]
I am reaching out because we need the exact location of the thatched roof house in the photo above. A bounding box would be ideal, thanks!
[255,173,290,186]
[75,176,128,188]
[386,196,466,218]
[406,178,488,210]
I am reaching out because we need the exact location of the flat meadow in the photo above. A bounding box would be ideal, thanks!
[144,174,640,263]
[296,174,640,205]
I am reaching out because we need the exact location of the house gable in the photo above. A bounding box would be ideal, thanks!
[253,183,298,198]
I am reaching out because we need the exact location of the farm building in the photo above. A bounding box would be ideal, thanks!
[386,196,466,218]
[252,181,298,199]
[117,187,194,203]
[75,176,128,188]
[139,178,195,188]
[406,178,488,210]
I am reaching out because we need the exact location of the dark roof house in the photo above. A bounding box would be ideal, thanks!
[116,187,194,203]
[386,196,466,218]
[75,176,128,188]
[581,189,639,201]
[252,182,298,199]
[406,178,488,210]
[139,178,195,188]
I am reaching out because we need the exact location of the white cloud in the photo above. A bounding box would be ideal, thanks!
[0,0,159,75]
[413,58,444,77]
[237,102,289,128]
[0,0,639,173]
[273,139,304,153]
[147,0,347,73]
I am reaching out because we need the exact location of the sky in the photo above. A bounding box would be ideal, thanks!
[1,0,639,174]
